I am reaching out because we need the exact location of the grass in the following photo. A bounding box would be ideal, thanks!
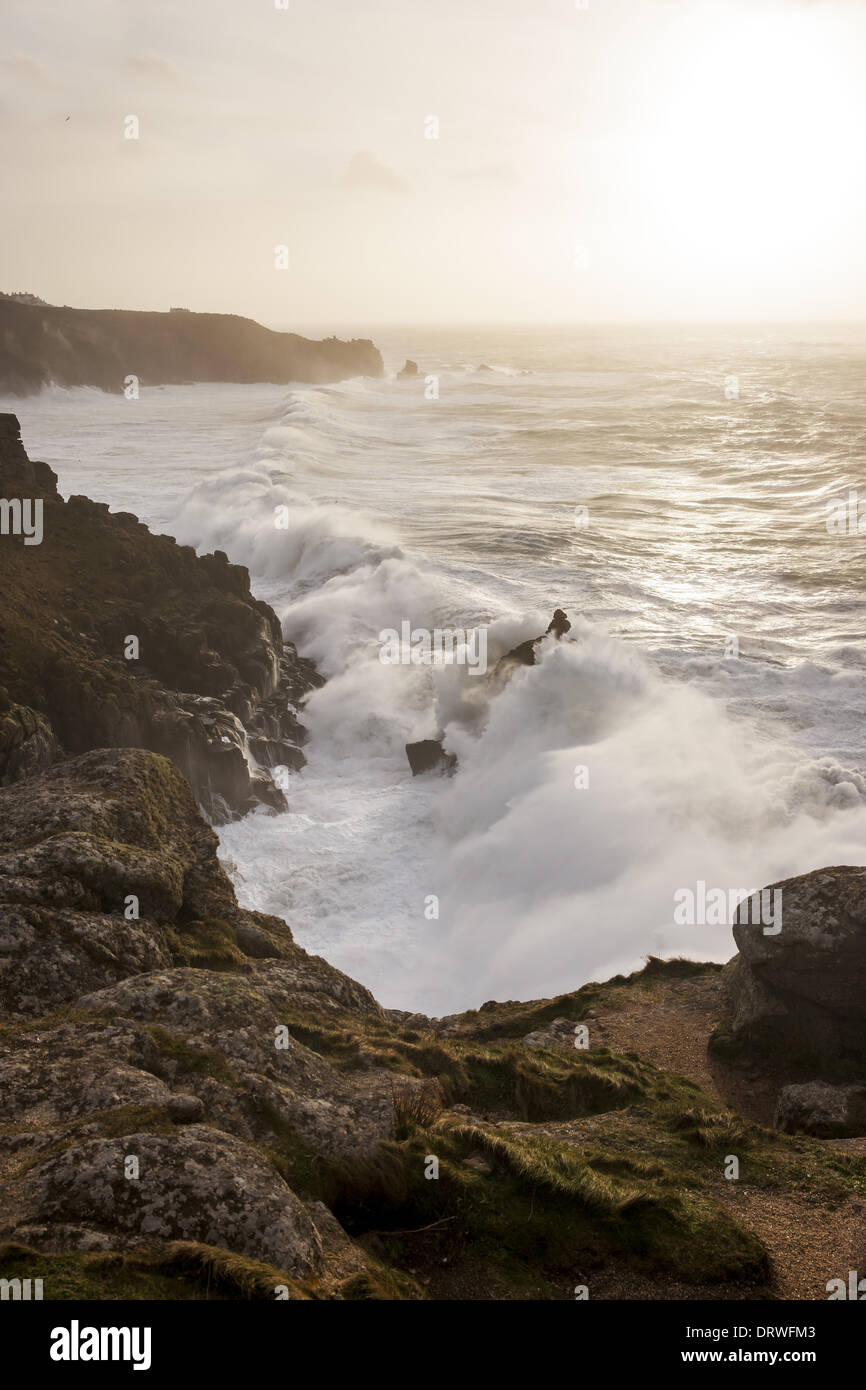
[0,1241,310,1301]
[325,1108,773,1294]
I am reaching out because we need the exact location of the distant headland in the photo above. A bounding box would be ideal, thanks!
[0,293,383,395]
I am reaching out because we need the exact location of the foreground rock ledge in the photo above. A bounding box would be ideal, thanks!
[2,752,866,1296]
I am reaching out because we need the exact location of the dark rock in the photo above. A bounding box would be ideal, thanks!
[397,359,419,380]
[0,704,60,783]
[405,738,457,777]
[167,1094,205,1123]
[0,416,324,821]
[494,608,573,678]
[774,1082,866,1137]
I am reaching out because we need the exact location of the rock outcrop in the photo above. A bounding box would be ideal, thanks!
[721,865,866,1069]
[493,608,573,680]
[0,299,383,396]
[396,359,419,380]
[0,415,321,820]
[774,1082,866,1138]
[404,738,457,777]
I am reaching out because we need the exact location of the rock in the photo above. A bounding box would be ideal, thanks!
[0,748,243,1016]
[405,738,457,777]
[774,1082,866,1138]
[0,415,324,821]
[722,866,866,1068]
[521,1017,577,1049]
[6,1127,324,1277]
[493,608,573,679]
[0,704,60,783]
[397,359,419,380]
[167,1094,205,1123]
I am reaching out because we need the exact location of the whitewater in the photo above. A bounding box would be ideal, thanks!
[5,323,866,1013]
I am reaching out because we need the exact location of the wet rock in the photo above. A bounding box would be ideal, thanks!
[493,608,573,678]
[397,359,419,379]
[405,738,457,776]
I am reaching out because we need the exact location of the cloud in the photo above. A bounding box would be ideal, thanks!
[125,53,179,82]
[340,150,410,195]
[1,55,55,88]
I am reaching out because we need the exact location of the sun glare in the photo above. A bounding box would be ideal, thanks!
[635,3,865,298]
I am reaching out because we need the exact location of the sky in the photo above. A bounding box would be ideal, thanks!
[2,0,866,327]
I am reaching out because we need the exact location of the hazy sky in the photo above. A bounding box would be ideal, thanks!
[3,0,866,327]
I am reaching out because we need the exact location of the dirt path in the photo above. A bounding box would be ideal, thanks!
[578,973,866,1299]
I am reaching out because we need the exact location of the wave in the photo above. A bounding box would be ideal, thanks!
[178,384,866,1013]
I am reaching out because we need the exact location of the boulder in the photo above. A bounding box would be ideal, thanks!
[774,1082,866,1138]
[722,866,866,1068]
[6,1127,324,1278]
[405,738,457,777]
[397,359,419,380]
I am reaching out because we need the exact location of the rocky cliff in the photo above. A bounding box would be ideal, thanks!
[0,298,383,395]
[0,414,321,820]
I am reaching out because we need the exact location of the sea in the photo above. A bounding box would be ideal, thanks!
[4,323,866,1014]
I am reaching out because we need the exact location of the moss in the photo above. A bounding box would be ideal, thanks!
[145,1024,238,1085]
[167,917,246,971]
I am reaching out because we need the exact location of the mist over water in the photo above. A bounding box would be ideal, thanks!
[6,324,866,1012]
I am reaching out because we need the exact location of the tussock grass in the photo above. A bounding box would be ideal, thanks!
[391,1078,444,1137]
[168,916,246,971]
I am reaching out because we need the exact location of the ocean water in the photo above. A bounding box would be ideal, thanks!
[5,324,866,1013]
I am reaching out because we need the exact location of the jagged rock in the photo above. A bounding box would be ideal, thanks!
[0,749,242,1016]
[405,738,457,777]
[722,866,866,1068]
[494,608,573,677]
[397,359,419,380]
[774,1082,866,1138]
[0,414,323,820]
[0,702,60,782]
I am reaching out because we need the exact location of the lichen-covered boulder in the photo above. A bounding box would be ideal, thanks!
[722,866,866,1068]
[774,1082,866,1138]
